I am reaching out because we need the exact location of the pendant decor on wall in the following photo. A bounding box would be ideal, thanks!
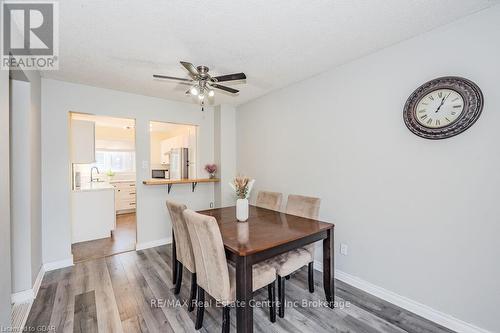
[403,76,483,140]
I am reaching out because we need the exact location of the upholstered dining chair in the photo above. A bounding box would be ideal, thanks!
[166,201,197,312]
[256,190,283,211]
[274,194,321,318]
[183,209,277,332]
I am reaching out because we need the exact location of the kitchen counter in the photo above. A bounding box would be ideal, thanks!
[73,181,115,192]
[109,179,135,184]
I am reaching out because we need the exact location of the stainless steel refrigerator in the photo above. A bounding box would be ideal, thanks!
[169,148,189,179]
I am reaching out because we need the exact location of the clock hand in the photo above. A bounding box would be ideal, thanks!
[435,93,451,113]
[435,97,446,113]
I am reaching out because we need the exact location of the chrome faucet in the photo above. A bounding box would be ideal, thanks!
[90,166,100,182]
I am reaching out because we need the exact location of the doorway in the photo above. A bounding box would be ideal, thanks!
[69,113,137,263]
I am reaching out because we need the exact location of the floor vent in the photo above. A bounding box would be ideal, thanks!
[11,301,32,331]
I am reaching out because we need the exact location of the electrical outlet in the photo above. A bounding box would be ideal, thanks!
[142,160,148,169]
[340,243,348,256]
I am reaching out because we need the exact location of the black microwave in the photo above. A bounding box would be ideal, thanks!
[152,169,167,179]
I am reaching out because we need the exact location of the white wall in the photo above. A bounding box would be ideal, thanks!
[41,79,215,263]
[1,23,43,324]
[0,66,12,329]
[9,68,43,297]
[214,105,237,207]
[10,80,32,293]
[236,6,500,333]
[28,72,42,288]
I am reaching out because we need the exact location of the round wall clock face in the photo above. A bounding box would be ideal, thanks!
[403,77,483,140]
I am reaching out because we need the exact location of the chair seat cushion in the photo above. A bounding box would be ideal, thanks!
[270,248,313,277]
[224,261,276,304]
[304,243,315,258]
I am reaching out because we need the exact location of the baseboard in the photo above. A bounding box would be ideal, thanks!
[136,237,172,251]
[11,265,45,304]
[31,266,44,299]
[313,260,491,333]
[11,289,34,304]
[43,256,74,272]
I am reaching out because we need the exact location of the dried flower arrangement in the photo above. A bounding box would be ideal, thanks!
[230,175,255,199]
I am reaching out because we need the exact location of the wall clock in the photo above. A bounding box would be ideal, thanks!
[403,76,483,140]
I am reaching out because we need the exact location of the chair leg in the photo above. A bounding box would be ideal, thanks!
[188,273,197,312]
[268,282,276,323]
[222,306,230,333]
[195,287,205,330]
[174,261,183,295]
[308,262,314,293]
[277,276,285,318]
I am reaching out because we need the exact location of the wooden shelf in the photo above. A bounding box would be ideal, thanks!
[142,178,220,193]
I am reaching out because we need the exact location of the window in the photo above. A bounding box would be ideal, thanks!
[93,150,135,173]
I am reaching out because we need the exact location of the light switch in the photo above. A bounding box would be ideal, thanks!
[142,160,148,169]
[340,243,348,256]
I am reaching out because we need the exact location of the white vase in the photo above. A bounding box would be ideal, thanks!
[236,198,249,222]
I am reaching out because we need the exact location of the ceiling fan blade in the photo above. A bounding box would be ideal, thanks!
[153,74,193,82]
[212,72,246,82]
[180,61,199,78]
[211,83,239,94]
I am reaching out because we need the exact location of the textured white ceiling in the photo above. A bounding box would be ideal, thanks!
[43,0,498,106]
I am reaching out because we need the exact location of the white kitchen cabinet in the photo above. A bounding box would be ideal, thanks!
[71,119,95,163]
[160,134,193,165]
[160,139,172,165]
[187,127,197,175]
[112,181,136,214]
[160,136,176,165]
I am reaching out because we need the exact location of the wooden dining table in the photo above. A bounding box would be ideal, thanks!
[171,205,335,333]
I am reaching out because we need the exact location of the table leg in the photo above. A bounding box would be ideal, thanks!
[236,255,253,333]
[323,228,335,308]
[172,230,177,285]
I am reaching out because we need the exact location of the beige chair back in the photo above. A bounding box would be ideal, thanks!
[256,191,283,211]
[166,201,195,273]
[286,194,321,219]
[183,209,232,303]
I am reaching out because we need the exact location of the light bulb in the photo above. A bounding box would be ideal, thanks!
[208,90,215,97]
[190,86,199,96]
[198,94,205,100]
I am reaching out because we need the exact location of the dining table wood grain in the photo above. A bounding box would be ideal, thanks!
[171,205,335,333]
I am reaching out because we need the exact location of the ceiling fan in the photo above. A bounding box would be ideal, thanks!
[153,61,246,111]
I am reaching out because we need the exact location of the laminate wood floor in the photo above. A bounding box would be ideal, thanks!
[72,213,136,263]
[26,244,455,333]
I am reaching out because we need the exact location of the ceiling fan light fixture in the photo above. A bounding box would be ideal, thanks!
[190,86,199,96]
[153,62,246,111]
